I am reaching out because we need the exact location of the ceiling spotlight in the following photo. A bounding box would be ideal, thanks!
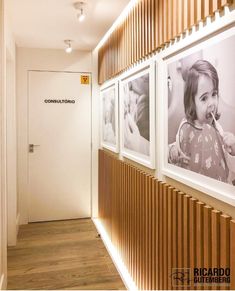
[64,40,73,53]
[74,1,86,22]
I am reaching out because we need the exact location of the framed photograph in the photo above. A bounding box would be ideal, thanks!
[100,80,119,153]
[119,61,155,169]
[161,18,235,205]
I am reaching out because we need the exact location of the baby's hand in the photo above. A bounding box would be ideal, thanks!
[169,143,190,166]
[223,132,235,156]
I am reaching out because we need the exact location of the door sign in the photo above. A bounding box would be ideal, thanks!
[80,75,90,85]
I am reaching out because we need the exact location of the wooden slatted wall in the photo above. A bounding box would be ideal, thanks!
[98,0,233,84]
[98,149,235,290]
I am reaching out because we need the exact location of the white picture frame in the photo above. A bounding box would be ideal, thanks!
[159,13,235,206]
[119,60,155,169]
[100,79,119,153]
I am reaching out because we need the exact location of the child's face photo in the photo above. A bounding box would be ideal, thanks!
[194,74,218,126]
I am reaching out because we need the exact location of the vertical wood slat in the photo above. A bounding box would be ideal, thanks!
[183,195,190,269]
[163,184,168,289]
[158,182,164,289]
[141,0,146,58]
[124,18,127,69]
[212,209,221,287]
[178,192,184,269]
[98,150,234,290]
[136,2,139,61]
[183,0,188,31]
[172,188,178,271]
[163,0,168,43]
[130,8,134,65]
[171,188,179,289]
[98,0,234,83]
[140,171,144,289]
[194,0,200,24]
[203,205,212,266]
[177,0,183,35]
[220,215,231,290]
[189,0,196,28]
[126,164,130,271]
[150,0,154,52]
[167,0,173,41]
[134,170,137,287]
[167,187,173,289]
[144,0,148,56]
[155,179,159,290]
[166,0,173,42]
[221,0,233,7]
[196,202,204,269]
[147,0,152,54]
[130,165,134,275]
[123,19,126,70]
[203,0,214,18]
[189,198,197,290]
[131,5,135,64]
[137,1,141,60]
[148,176,153,290]
[127,11,131,68]
[220,215,230,268]
[131,166,135,281]
[172,0,178,38]
[151,178,157,290]
[129,165,132,274]
[213,0,222,12]
[203,205,212,290]
[143,173,147,290]
[154,0,159,50]
[125,163,129,267]
[158,0,163,47]
[137,170,141,288]
[138,0,142,58]
[121,162,125,263]
[138,171,143,289]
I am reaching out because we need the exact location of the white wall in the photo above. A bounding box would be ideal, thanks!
[5,10,17,246]
[91,48,100,218]
[0,0,7,288]
[16,48,95,224]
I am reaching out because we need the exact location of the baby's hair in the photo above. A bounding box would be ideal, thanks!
[184,59,220,122]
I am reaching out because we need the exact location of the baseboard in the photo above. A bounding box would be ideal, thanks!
[0,273,6,290]
[16,213,20,236]
[92,218,137,290]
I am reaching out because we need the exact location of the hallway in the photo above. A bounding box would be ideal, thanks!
[7,219,125,290]
[1,1,235,290]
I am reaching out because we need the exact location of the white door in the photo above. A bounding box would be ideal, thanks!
[28,71,91,222]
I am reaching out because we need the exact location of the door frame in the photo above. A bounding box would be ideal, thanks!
[6,47,18,246]
[0,0,7,288]
[27,69,93,223]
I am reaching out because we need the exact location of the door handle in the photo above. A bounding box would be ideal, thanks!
[29,144,40,153]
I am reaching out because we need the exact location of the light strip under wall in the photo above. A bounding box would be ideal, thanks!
[93,218,138,290]
[94,0,138,51]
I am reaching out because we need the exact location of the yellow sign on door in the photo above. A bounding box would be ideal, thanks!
[81,75,90,85]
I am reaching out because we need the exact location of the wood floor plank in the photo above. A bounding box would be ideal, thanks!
[7,219,126,290]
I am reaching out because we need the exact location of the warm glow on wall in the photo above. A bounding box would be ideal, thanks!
[95,0,138,51]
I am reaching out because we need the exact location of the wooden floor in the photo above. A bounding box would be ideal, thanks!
[7,219,126,290]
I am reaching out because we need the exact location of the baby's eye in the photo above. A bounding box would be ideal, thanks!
[201,95,208,102]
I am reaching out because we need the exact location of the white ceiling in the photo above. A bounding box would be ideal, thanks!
[6,0,130,51]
